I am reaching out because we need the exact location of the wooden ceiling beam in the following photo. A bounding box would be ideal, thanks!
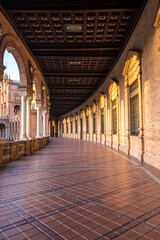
[50,94,88,98]
[48,85,97,90]
[45,73,106,78]
[32,47,121,52]
[35,54,116,58]
[6,6,138,12]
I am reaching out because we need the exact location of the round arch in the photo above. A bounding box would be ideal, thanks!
[32,70,42,100]
[0,34,28,86]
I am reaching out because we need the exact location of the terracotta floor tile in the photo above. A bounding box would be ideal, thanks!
[0,138,160,239]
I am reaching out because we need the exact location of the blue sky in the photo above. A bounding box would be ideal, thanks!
[3,50,20,81]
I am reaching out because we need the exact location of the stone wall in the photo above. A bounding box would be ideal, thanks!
[59,0,160,170]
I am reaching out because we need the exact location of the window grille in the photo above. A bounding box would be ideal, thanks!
[130,79,139,136]
[130,94,139,135]
[112,99,117,135]
[75,120,77,133]
[101,108,104,134]
[130,79,138,94]
[86,116,89,133]
[93,113,96,134]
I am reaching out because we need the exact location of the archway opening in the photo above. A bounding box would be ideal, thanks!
[14,105,20,115]
[3,49,20,82]
[0,123,6,138]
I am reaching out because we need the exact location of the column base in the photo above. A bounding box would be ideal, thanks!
[19,136,28,141]
[27,137,32,140]
[36,136,41,139]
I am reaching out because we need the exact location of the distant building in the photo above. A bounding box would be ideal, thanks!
[0,75,37,140]
[0,75,20,140]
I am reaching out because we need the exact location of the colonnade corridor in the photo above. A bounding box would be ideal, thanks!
[0,138,160,240]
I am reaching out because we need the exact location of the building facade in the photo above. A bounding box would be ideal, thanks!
[59,0,160,170]
[0,76,48,141]
[0,76,21,140]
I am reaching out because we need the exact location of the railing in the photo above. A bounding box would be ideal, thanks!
[0,136,49,167]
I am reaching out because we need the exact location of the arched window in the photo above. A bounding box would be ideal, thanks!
[70,116,73,134]
[14,105,20,115]
[62,119,66,134]
[86,107,90,134]
[100,94,105,134]
[66,117,70,134]
[75,114,78,134]
[0,123,5,138]
[92,102,97,134]
[31,82,36,110]
[80,110,85,139]
[109,82,119,135]
[123,52,141,136]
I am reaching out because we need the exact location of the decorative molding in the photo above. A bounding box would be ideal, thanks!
[111,77,119,84]
[100,93,105,109]
[153,2,160,28]
[109,82,119,101]
[92,102,97,113]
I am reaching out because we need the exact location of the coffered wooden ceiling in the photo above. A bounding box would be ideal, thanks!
[0,0,147,116]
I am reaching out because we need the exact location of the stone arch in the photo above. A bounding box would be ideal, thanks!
[99,93,106,110]
[43,89,48,107]
[109,82,119,102]
[67,117,70,123]
[0,123,6,138]
[32,70,42,100]
[92,101,97,114]
[80,110,85,119]
[86,106,90,117]
[0,122,7,128]
[109,81,120,148]
[122,50,141,87]
[13,104,20,115]
[0,34,28,86]
[122,50,144,160]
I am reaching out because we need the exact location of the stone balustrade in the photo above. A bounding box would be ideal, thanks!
[0,136,49,167]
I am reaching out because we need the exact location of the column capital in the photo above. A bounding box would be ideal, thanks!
[27,95,32,101]
[36,99,42,106]
[42,107,47,114]
[19,86,34,97]
[19,90,27,97]
[36,103,41,108]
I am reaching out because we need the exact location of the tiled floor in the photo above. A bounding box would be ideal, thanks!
[0,138,160,240]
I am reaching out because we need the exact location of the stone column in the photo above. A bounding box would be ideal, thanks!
[26,95,32,139]
[125,82,130,155]
[0,63,5,82]
[36,104,41,138]
[46,113,49,136]
[58,120,60,137]
[110,100,113,148]
[14,121,16,140]
[104,97,107,146]
[90,109,93,141]
[138,56,144,162]
[83,115,86,140]
[5,127,8,139]
[96,102,100,143]
[20,91,27,140]
[42,108,47,137]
